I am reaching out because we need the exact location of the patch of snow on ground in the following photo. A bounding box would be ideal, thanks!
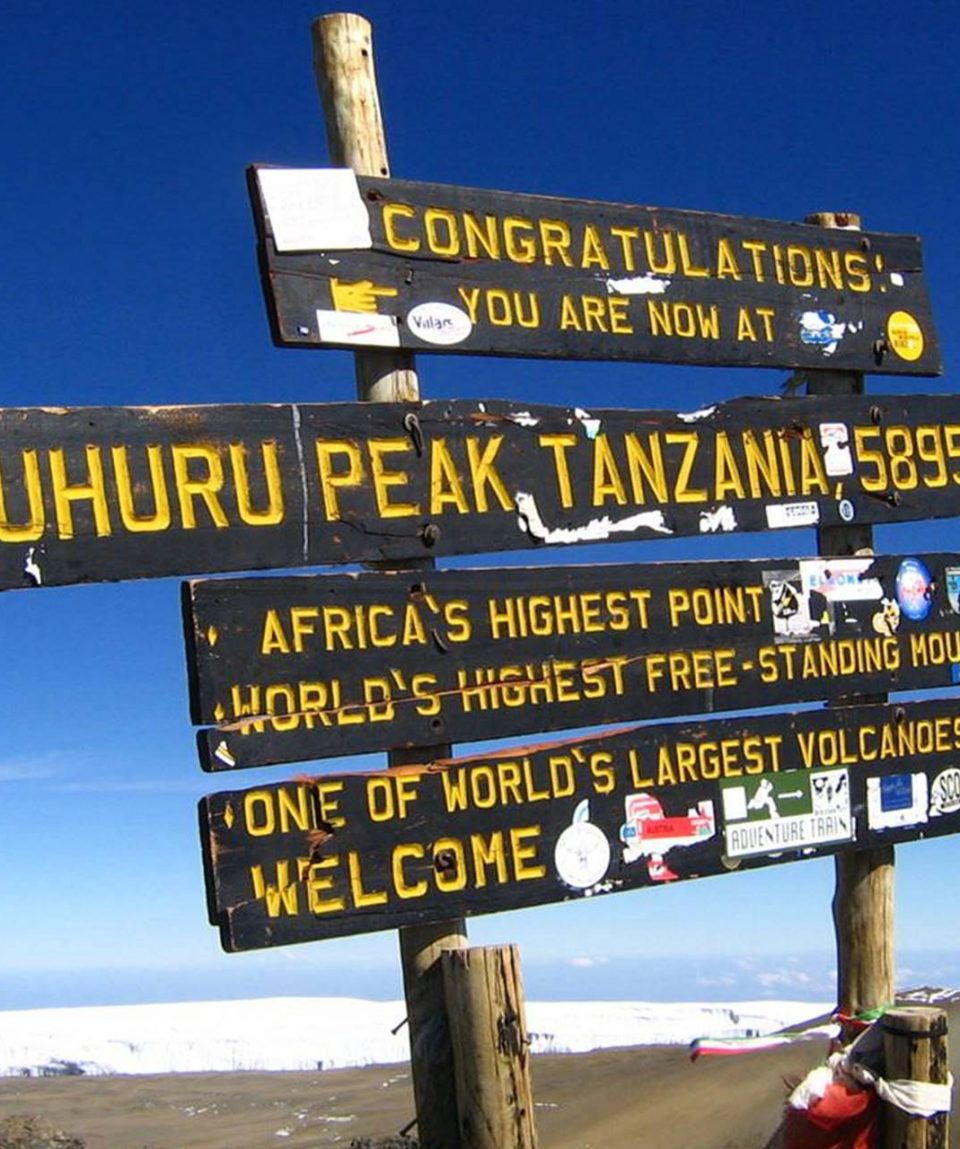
[0,997,833,1077]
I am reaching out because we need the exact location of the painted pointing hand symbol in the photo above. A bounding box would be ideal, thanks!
[330,277,399,313]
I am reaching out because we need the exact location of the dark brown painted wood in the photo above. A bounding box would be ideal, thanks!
[249,167,940,376]
[5,395,960,592]
[200,695,960,950]
[185,551,960,769]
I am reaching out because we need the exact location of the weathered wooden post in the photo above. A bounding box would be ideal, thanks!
[442,945,539,1149]
[312,14,467,1149]
[881,1007,950,1149]
[806,210,896,1035]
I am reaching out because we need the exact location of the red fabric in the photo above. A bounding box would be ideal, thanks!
[784,1081,879,1149]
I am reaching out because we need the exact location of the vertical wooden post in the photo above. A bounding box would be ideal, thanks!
[805,211,896,1035]
[442,945,538,1149]
[312,15,467,1149]
[881,1007,950,1149]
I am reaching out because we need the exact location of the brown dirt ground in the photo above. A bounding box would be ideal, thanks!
[1,1014,956,1149]
[0,1039,842,1149]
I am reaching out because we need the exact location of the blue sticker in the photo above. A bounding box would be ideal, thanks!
[800,311,842,348]
[879,774,913,812]
[895,558,934,621]
[946,568,960,613]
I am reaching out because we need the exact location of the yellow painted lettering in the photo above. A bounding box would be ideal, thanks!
[737,308,757,341]
[291,606,320,651]
[644,231,676,275]
[0,450,45,542]
[244,790,276,836]
[304,855,345,914]
[677,234,709,277]
[466,436,512,512]
[559,293,583,330]
[471,832,508,887]
[348,851,388,907]
[230,442,285,526]
[539,219,573,267]
[666,432,707,502]
[314,440,364,520]
[535,432,574,507]
[592,435,628,505]
[799,431,829,494]
[393,843,427,898]
[171,445,228,530]
[716,238,742,280]
[369,438,419,518]
[610,226,639,270]
[429,438,469,513]
[714,433,746,499]
[382,203,419,252]
[112,445,171,532]
[424,207,460,256]
[503,217,536,263]
[510,826,545,880]
[463,213,501,259]
[624,432,668,503]
[457,286,481,324]
[580,224,610,270]
[50,446,112,538]
[401,602,427,645]
[608,296,633,334]
[251,861,300,916]
[315,779,345,828]
[260,609,291,654]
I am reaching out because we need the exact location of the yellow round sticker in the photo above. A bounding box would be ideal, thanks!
[887,310,924,361]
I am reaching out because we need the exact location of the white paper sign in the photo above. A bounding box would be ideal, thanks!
[316,309,400,347]
[256,168,372,252]
[765,501,820,529]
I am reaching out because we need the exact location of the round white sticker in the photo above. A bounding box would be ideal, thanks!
[554,821,611,889]
[930,768,960,816]
[406,302,472,346]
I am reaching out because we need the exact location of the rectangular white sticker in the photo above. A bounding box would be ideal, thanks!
[316,309,400,348]
[819,422,853,476]
[721,769,853,858]
[257,168,372,252]
[799,557,882,602]
[765,501,820,529]
[867,774,929,830]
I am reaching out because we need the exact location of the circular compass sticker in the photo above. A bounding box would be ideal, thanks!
[554,799,611,889]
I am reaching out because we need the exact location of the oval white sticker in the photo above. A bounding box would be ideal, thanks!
[406,302,472,346]
[930,768,960,816]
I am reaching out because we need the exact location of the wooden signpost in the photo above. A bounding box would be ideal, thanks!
[248,165,941,376]
[0,12,947,1149]
[311,16,466,1149]
[200,695,960,951]
[185,551,960,769]
[5,394,960,590]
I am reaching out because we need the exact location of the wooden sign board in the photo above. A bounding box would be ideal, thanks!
[186,551,960,770]
[249,166,941,375]
[3,395,959,591]
[201,697,960,950]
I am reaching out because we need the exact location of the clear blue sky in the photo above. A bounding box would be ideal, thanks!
[1,0,959,1009]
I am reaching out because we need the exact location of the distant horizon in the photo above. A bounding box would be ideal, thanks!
[2,0,958,1016]
[3,947,958,1012]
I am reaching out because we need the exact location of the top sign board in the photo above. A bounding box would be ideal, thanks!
[249,166,941,375]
